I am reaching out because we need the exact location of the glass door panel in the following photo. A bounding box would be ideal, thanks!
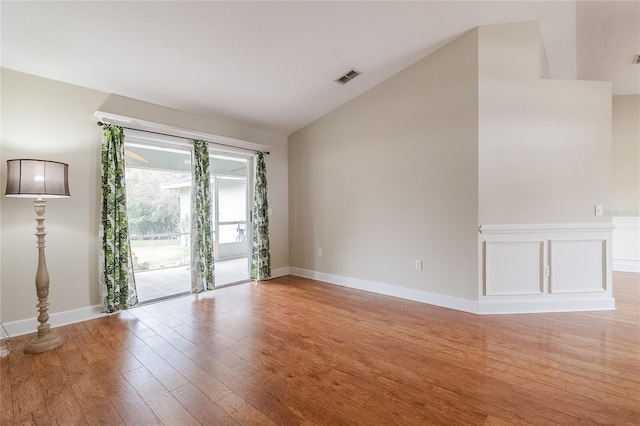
[211,154,251,285]
[124,142,192,302]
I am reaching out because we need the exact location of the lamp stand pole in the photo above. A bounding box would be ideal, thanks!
[24,199,63,354]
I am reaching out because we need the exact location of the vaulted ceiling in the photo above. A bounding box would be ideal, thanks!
[2,1,638,135]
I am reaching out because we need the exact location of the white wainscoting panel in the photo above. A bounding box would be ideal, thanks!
[612,217,640,273]
[550,240,606,293]
[479,223,615,314]
[485,241,543,295]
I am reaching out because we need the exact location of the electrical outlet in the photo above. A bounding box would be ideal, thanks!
[415,260,423,271]
[318,249,323,257]
[594,205,603,216]
[544,266,550,277]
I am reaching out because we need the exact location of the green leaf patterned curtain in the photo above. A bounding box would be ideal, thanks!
[251,152,271,280]
[99,124,138,313]
[191,140,215,292]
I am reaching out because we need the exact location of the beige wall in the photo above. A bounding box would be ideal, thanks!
[289,30,480,300]
[289,21,614,304]
[612,95,640,216]
[1,69,109,323]
[0,69,289,324]
[478,22,612,225]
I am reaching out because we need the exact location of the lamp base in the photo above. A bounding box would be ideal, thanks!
[24,331,63,354]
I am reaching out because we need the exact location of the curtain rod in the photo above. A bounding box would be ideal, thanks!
[96,121,270,155]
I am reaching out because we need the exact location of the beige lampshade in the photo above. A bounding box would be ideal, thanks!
[5,159,70,198]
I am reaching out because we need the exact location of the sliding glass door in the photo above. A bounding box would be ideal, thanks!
[124,140,253,302]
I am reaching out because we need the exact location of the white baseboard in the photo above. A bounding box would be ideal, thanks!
[288,267,617,315]
[271,267,290,278]
[2,268,290,338]
[478,296,616,314]
[1,304,107,338]
[1,257,623,337]
[613,259,640,273]
[289,267,479,314]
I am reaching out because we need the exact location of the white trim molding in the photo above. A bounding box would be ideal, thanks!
[94,111,271,154]
[289,267,479,314]
[479,222,615,314]
[271,267,291,278]
[612,216,640,273]
[480,222,614,234]
[2,305,107,338]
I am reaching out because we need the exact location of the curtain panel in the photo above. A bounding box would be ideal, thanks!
[99,124,138,313]
[191,140,215,292]
[251,152,271,280]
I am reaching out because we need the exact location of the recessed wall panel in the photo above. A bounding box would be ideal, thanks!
[485,241,543,295]
[549,240,606,293]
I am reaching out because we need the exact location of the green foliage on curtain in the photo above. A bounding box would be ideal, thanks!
[191,140,215,292]
[99,124,138,313]
[251,152,271,280]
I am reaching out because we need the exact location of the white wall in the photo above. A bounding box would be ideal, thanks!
[611,95,640,272]
[0,69,289,328]
[612,95,640,216]
[476,22,614,313]
[289,29,480,301]
[478,22,612,225]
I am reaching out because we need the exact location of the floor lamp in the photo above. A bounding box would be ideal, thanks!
[5,159,70,354]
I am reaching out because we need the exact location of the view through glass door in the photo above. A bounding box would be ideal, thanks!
[124,142,192,302]
[124,140,252,303]
[211,153,251,285]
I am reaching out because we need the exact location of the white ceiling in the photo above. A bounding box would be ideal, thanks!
[2,1,638,136]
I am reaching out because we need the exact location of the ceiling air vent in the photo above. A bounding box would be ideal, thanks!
[335,69,361,85]
[634,55,640,64]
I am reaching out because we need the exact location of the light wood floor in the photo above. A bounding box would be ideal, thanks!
[1,272,639,425]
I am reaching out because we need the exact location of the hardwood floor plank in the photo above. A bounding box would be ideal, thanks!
[171,383,240,425]
[54,325,79,353]
[65,322,112,365]
[122,333,190,391]
[216,393,279,426]
[484,415,520,426]
[173,324,262,378]
[223,374,306,426]
[89,363,163,426]
[115,309,159,340]
[248,370,359,426]
[1,350,15,425]
[57,348,123,425]
[33,350,86,425]
[124,366,200,426]
[7,337,51,425]
[2,272,638,425]
[162,324,303,425]
[183,346,246,386]
[143,335,234,402]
